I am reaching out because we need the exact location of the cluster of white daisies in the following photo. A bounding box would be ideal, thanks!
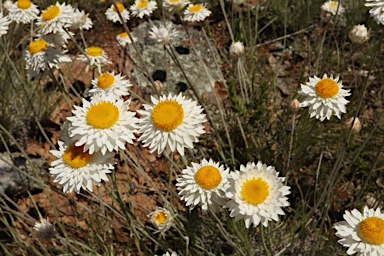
[3,1,384,255]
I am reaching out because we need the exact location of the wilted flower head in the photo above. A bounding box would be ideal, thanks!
[33,218,55,240]
[229,41,244,57]
[349,24,369,44]
[345,117,362,134]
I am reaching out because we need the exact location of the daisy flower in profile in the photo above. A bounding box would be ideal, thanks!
[183,3,211,22]
[349,25,370,44]
[8,0,39,24]
[70,8,93,30]
[335,206,384,255]
[0,12,11,37]
[321,1,344,15]
[299,74,351,121]
[33,218,56,240]
[176,159,230,212]
[147,207,174,233]
[130,0,157,19]
[116,31,137,47]
[105,2,129,23]
[78,46,112,74]
[49,140,115,193]
[137,93,207,156]
[149,22,179,45]
[67,95,138,155]
[225,162,291,228]
[163,0,190,13]
[36,2,74,35]
[89,72,132,99]
[24,38,70,78]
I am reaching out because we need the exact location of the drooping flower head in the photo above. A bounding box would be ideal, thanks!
[116,31,137,47]
[137,93,207,156]
[70,8,93,30]
[298,74,351,121]
[229,41,245,57]
[163,0,190,13]
[49,140,115,193]
[225,162,291,228]
[105,2,130,23]
[8,0,39,24]
[149,22,179,45]
[77,46,112,74]
[67,95,138,155]
[147,207,174,233]
[33,218,56,240]
[36,2,74,35]
[176,159,230,212]
[183,3,211,22]
[335,206,384,255]
[130,0,157,19]
[24,38,70,78]
[89,72,132,99]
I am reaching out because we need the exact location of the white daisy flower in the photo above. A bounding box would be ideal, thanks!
[149,22,179,45]
[229,41,245,57]
[176,158,230,212]
[298,74,351,121]
[33,218,56,240]
[225,162,291,228]
[8,0,39,24]
[335,206,384,255]
[147,207,174,233]
[0,12,11,37]
[116,31,137,47]
[50,140,115,193]
[36,2,74,35]
[24,38,70,78]
[78,46,112,74]
[373,12,384,25]
[67,95,138,155]
[89,72,132,99]
[321,1,344,15]
[158,252,178,256]
[365,0,384,17]
[137,93,207,156]
[130,0,157,19]
[105,2,130,24]
[70,8,93,30]
[183,3,211,22]
[163,0,190,13]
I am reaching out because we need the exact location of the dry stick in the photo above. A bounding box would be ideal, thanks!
[112,1,160,96]
[164,45,227,161]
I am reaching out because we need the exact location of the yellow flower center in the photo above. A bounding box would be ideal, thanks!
[359,217,384,245]
[154,211,168,225]
[42,5,61,21]
[195,166,222,190]
[329,1,338,8]
[17,0,32,9]
[169,0,180,2]
[86,101,120,129]
[62,144,92,168]
[119,32,129,38]
[97,73,115,89]
[151,99,184,131]
[315,78,339,98]
[241,178,270,205]
[137,0,149,9]
[189,4,203,13]
[87,46,103,57]
[28,39,48,54]
[113,2,125,12]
